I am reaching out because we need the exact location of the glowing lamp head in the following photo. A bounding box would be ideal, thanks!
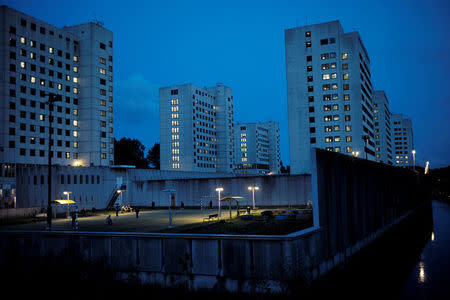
[412,150,416,155]
[215,187,223,192]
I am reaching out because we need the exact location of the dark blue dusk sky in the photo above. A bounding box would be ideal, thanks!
[3,0,450,168]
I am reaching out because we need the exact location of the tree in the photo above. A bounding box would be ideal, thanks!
[114,138,149,168]
[280,161,290,174]
[147,143,160,169]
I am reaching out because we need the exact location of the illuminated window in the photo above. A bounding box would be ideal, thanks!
[322,74,330,80]
[324,116,332,122]
[325,136,333,143]
[331,73,337,79]
[342,53,348,60]
[346,136,352,142]
[30,76,36,83]
[345,125,351,132]
[73,56,78,62]
[73,131,78,137]
[343,73,349,80]
[73,77,78,83]
[322,64,329,70]
[346,146,352,153]
[330,63,336,69]
[334,136,341,142]
[73,109,78,116]
[20,61,26,68]
[344,94,350,101]
[73,66,78,73]
[49,47,53,54]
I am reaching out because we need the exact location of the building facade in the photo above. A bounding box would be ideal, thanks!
[391,114,414,167]
[373,91,392,164]
[0,6,114,170]
[159,83,234,173]
[234,121,281,175]
[285,20,375,174]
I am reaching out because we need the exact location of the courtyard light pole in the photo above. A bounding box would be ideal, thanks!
[248,186,259,210]
[412,150,416,171]
[63,191,72,218]
[162,188,176,228]
[215,187,223,220]
[46,93,62,230]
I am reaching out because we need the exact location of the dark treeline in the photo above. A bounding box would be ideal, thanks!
[114,137,159,169]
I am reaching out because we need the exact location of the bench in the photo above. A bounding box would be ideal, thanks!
[203,213,219,222]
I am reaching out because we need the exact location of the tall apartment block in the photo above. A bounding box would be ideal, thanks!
[373,91,392,164]
[234,121,281,175]
[391,114,414,167]
[285,21,375,174]
[159,83,234,173]
[0,6,114,173]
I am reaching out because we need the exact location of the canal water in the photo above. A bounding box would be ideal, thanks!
[398,200,450,299]
[305,199,450,299]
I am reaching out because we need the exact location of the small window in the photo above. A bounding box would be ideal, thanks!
[342,53,348,60]
[305,31,311,37]
[306,55,312,62]
[320,39,328,45]
[306,41,311,47]
[100,42,106,50]
[329,37,335,44]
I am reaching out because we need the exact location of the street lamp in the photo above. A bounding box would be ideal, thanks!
[412,150,416,171]
[63,191,72,218]
[248,186,259,210]
[45,93,62,230]
[352,151,360,158]
[215,187,223,220]
[162,188,176,228]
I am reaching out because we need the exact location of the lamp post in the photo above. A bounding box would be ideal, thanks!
[412,150,416,171]
[45,93,62,230]
[117,190,122,206]
[63,191,72,218]
[215,187,223,220]
[352,151,360,158]
[248,186,259,210]
[162,189,176,228]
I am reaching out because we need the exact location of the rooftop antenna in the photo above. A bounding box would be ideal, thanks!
[91,12,104,27]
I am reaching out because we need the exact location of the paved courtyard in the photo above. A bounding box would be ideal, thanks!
[2,208,243,232]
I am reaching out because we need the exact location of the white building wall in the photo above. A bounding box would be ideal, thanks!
[391,114,414,167]
[234,121,280,175]
[160,83,233,173]
[0,6,114,170]
[373,91,392,164]
[285,21,375,174]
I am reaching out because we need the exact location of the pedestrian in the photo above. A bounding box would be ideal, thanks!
[106,215,112,225]
[247,206,251,215]
[115,205,119,217]
[135,207,140,218]
[71,212,78,230]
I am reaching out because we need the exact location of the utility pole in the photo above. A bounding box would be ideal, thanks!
[46,93,62,230]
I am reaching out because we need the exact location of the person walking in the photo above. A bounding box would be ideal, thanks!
[106,215,112,225]
[135,207,140,219]
[115,205,120,217]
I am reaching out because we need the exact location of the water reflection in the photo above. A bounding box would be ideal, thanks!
[418,261,425,283]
